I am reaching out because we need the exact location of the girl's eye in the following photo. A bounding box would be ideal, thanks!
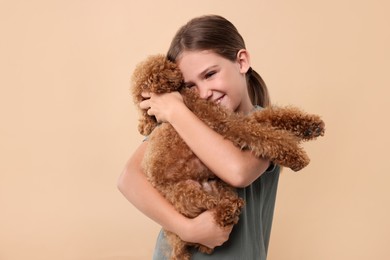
[205,71,216,79]
[185,83,195,88]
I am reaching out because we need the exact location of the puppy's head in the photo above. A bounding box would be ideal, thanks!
[131,54,183,135]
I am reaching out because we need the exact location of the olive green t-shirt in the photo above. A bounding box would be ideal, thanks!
[153,164,280,260]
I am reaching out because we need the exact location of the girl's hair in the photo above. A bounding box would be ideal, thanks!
[167,15,270,107]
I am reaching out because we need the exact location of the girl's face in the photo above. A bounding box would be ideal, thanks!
[177,50,253,114]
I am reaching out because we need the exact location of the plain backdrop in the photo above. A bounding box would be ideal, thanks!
[1,0,389,259]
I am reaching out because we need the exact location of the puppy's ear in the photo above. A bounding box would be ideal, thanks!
[132,54,183,94]
[157,57,183,93]
[131,54,183,136]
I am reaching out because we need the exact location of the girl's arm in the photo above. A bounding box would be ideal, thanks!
[169,105,269,188]
[117,141,232,248]
[142,92,270,188]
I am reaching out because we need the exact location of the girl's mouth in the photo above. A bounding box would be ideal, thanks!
[215,95,225,104]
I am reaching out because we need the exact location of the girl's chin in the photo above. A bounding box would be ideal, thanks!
[217,96,230,110]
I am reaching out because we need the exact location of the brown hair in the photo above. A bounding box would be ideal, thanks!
[167,15,270,107]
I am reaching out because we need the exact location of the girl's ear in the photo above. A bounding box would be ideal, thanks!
[236,49,251,74]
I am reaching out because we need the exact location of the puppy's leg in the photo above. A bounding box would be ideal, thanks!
[224,122,310,171]
[165,231,191,260]
[167,180,218,218]
[165,179,230,255]
[211,182,245,227]
[249,107,325,141]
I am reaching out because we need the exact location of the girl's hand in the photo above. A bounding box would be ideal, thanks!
[139,91,185,123]
[179,210,233,249]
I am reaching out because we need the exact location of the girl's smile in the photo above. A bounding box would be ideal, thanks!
[214,94,225,104]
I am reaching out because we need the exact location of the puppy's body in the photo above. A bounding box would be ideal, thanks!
[143,91,245,259]
[132,55,325,260]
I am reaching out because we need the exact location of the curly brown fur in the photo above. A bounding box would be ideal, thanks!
[132,54,184,136]
[131,54,325,260]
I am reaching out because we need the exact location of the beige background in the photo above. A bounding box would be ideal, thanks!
[1,0,389,259]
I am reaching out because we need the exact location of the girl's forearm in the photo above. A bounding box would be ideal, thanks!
[169,104,269,187]
[117,143,189,237]
[118,142,233,247]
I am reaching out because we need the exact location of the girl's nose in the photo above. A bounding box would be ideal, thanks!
[199,88,212,100]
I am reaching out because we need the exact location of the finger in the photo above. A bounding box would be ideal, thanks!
[139,99,150,110]
[147,108,154,116]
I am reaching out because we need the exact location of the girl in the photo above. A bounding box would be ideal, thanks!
[118,15,280,260]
